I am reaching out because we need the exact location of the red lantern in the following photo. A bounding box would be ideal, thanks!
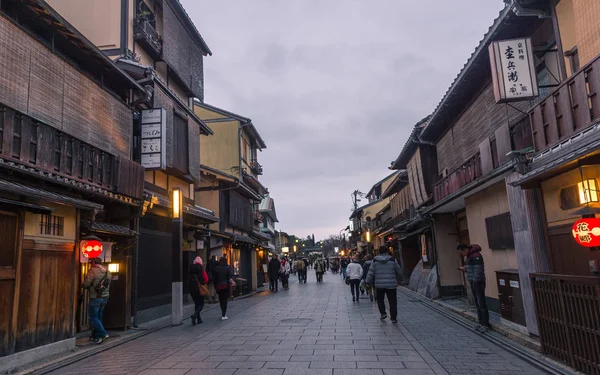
[572,218,600,247]
[81,239,103,258]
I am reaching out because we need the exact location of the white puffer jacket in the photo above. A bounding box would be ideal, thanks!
[346,262,363,280]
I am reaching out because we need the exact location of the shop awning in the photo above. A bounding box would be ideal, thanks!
[81,219,138,237]
[511,122,600,187]
[183,204,219,222]
[252,230,271,242]
[232,234,258,245]
[193,227,233,240]
[0,197,53,213]
[0,179,103,210]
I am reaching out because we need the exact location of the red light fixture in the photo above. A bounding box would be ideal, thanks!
[572,218,600,247]
[81,236,103,259]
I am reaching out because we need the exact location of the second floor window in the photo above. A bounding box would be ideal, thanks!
[29,123,38,164]
[53,133,62,171]
[40,214,64,236]
[12,114,22,158]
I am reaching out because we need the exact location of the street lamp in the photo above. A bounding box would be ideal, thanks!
[172,187,183,325]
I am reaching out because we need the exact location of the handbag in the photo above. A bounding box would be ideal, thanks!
[194,274,210,297]
[345,276,351,285]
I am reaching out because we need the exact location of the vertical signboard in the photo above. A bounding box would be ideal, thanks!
[141,108,166,170]
[489,38,539,103]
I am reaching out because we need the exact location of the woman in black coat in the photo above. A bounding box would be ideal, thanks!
[267,254,281,292]
[212,257,234,320]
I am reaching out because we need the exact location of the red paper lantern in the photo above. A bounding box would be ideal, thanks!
[572,218,600,247]
[81,239,103,258]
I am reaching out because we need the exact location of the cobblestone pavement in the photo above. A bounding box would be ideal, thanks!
[48,271,547,375]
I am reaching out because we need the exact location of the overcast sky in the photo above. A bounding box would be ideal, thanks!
[183,0,506,240]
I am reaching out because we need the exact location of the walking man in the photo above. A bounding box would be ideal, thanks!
[83,258,111,344]
[268,254,281,291]
[341,256,350,279]
[206,255,219,303]
[458,244,491,332]
[366,246,402,323]
[314,256,325,283]
[296,258,306,283]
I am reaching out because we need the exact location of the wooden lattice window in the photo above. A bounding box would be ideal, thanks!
[40,214,64,236]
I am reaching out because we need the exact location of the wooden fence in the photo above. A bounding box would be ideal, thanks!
[531,273,600,374]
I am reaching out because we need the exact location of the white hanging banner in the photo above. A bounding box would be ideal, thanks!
[489,38,539,103]
[141,108,167,170]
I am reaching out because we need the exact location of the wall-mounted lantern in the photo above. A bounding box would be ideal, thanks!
[81,235,103,259]
[108,263,120,273]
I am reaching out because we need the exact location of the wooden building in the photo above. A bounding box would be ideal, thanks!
[193,102,270,293]
[0,0,145,361]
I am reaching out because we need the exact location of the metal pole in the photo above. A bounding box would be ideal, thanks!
[172,188,183,326]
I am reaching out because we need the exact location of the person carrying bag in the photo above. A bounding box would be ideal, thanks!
[188,257,209,325]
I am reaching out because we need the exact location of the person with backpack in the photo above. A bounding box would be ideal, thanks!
[295,258,306,283]
[188,256,209,325]
[82,257,111,344]
[458,244,490,332]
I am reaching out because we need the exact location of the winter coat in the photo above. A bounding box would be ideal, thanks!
[314,259,325,273]
[365,254,402,289]
[296,260,305,271]
[268,259,281,279]
[212,264,233,290]
[280,261,291,275]
[347,262,363,280]
[340,258,350,268]
[206,258,218,283]
[188,264,208,287]
[83,264,112,298]
[465,245,486,283]
[362,260,372,280]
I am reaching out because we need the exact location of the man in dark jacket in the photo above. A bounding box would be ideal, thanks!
[366,246,402,323]
[268,254,281,291]
[458,244,490,332]
[362,254,374,301]
[83,258,111,344]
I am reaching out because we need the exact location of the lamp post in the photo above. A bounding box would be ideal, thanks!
[172,187,183,325]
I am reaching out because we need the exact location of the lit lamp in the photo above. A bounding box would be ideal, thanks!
[366,230,371,243]
[171,187,184,325]
[108,263,120,273]
[578,179,599,204]
[293,245,297,252]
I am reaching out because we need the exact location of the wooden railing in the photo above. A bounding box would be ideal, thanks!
[0,105,144,200]
[531,273,600,375]
[529,56,600,152]
[433,153,482,202]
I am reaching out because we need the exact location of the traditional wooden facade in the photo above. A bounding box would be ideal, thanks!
[0,0,145,362]
[40,0,218,324]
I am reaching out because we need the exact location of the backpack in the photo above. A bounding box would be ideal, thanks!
[95,271,111,294]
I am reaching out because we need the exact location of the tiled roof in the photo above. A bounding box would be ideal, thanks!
[0,178,103,210]
[81,219,138,237]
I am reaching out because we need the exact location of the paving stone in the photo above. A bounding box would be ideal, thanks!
[234,370,284,375]
[216,361,266,369]
[310,361,357,369]
[172,361,220,369]
[264,361,311,369]
[185,370,236,375]
[137,370,191,375]
[290,355,334,362]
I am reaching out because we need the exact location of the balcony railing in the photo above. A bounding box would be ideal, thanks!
[530,55,600,152]
[434,153,482,202]
[133,17,162,58]
[250,160,263,175]
[531,273,600,375]
[0,105,144,200]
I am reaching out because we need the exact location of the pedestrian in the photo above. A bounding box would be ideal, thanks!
[280,257,291,290]
[206,255,219,303]
[341,256,350,279]
[296,258,306,283]
[314,256,325,283]
[302,258,309,281]
[212,256,234,320]
[457,244,490,332]
[362,254,374,302]
[268,254,281,291]
[366,246,402,323]
[347,255,363,302]
[82,257,111,344]
[326,258,330,272]
[188,256,209,325]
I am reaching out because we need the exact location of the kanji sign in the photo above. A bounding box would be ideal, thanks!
[489,38,539,103]
[141,108,166,170]
[572,218,600,247]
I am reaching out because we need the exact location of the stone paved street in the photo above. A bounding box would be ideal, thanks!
[48,272,547,375]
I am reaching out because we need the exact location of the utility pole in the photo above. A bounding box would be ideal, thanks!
[351,190,364,210]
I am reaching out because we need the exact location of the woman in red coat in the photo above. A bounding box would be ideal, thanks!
[188,256,209,325]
